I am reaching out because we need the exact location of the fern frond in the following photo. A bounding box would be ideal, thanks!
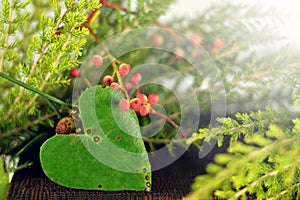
[187,107,300,199]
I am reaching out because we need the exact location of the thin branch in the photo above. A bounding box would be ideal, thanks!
[268,182,300,200]
[100,0,136,14]
[0,112,57,138]
[150,108,180,129]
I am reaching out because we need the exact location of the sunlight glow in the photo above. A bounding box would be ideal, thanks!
[163,0,300,52]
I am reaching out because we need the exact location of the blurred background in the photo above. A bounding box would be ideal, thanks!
[162,0,300,53]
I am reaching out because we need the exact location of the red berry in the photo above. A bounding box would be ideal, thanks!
[124,82,133,91]
[92,55,103,67]
[175,47,185,60]
[137,93,148,104]
[131,73,142,84]
[55,31,61,36]
[148,94,159,105]
[119,63,131,76]
[111,82,121,90]
[70,68,80,78]
[119,99,130,111]
[213,39,225,49]
[103,75,114,85]
[130,98,141,112]
[151,34,164,46]
[191,34,202,45]
[140,105,150,116]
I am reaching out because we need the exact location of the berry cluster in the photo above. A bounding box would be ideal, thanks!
[70,54,161,118]
[128,93,159,116]
[69,53,182,135]
[100,61,160,117]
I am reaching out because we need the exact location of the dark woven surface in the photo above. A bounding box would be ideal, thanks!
[7,146,219,200]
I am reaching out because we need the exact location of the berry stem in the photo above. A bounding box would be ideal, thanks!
[88,28,130,99]
[135,84,140,95]
[100,0,136,14]
[150,108,180,129]
[143,137,186,145]
[82,9,98,28]
[80,73,92,88]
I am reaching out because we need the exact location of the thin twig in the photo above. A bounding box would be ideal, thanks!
[1,112,58,138]
[150,108,180,129]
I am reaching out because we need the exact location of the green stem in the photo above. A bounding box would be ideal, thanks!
[13,133,48,159]
[0,72,71,107]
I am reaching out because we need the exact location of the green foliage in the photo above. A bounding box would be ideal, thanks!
[1,0,300,198]
[187,107,300,199]
[0,155,9,200]
[40,87,151,191]
[0,0,100,155]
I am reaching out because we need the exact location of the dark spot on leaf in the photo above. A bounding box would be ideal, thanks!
[146,182,151,187]
[142,168,147,173]
[86,129,92,134]
[98,184,102,189]
[145,175,149,180]
[94,136,100,142]
[116,134,122,141]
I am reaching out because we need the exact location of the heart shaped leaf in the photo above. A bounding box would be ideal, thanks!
[40,86,151,191]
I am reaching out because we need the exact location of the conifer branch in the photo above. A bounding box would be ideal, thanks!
[4,9,70,120]
[0,0,14,73]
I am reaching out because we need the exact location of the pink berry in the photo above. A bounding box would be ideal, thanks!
[179,128,188,138]
[148,94,159,105]
[70,68,80,78]
[103,75,114,85]
[175,47,185,60]
[151,34,164,46]
[111,82,121,90]
[140,105,150,116]
[119,99,130,111]
[124,82,133,91]
[191,34,202,45]
[131,73,142,84]
[119,63,131,76]
[191,49,202,59]
[213,39,225,49]
[130,98,141,112]
[137,93,148,104]
[92,55,103,67]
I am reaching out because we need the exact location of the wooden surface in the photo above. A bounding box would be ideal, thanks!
[7,146,219,200]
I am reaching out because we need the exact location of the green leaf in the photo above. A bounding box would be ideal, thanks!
[0,155,9,200]
[40,87,151,191]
